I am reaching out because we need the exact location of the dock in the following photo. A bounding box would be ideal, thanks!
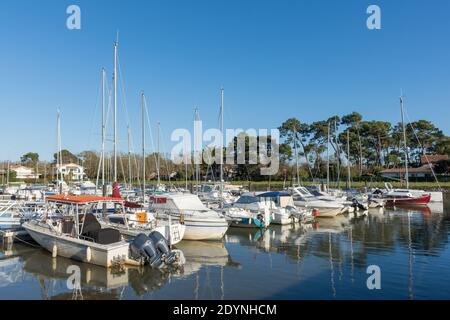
[0,227,32,249]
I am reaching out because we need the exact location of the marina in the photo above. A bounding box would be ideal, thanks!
[1,1,450,304]
[1,196,449,299]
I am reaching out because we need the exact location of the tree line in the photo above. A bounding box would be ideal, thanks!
[2,111,449,184]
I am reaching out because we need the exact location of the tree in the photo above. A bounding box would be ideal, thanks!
[20,152,39,166]
[279,118,313,178]
[53,149,79,164]
[341,112,363,174]
[78,151,100,179]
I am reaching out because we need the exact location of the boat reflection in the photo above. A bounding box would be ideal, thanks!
[1,238,240,299]
[225,222,314,254]
[175,240,240,275]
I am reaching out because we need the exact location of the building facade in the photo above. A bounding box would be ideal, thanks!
[54,163,86,181]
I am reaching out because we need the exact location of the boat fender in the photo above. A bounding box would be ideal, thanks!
[52,244,57,258]
[86,246,92,262]
[312,208,320,217]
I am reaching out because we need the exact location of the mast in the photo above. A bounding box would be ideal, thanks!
[185,155,188,190]
[219,87,224,207]
[326,122,330,190]
[127,125,132,188]
[293,125,300,186]
[101,67,106,195]
[157,122,161,186]
[400,95,409,189]
[194,108,201,193]
[335,120,340,189]
[6,161,9,186]
[141,92,146,205]
[113,39,118,183]
[347,130,351,189]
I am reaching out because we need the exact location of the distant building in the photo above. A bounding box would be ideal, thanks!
[9,165,40,180]
[419,154,449,164]
[55,163,86,181]
[380,154,449,179]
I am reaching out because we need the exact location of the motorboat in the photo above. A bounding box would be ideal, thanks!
[254,191,313,224]
[288,186,349,217]
[197,183,237,208]
[101,209,186,246]
[373,183,431,206]
[22,195,184,268]
[99,183,186,245]
[149,193,229,241]
[220,205,269,228]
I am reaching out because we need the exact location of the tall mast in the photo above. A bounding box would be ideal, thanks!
[141,92,146,205]
[157,122,161,186]
[326,122,330,190]
[101,67,106,194]
[400,95,409,189]
[335,120,340,189]
[347,130,351,189]
[127,125,132,188]
[219,87,224,207]
[194,108,200,193]
[113,39,118,183]
[6,161,9,186]
[293,125,300,186]
[185,154,188,190]
[57,109,63,192]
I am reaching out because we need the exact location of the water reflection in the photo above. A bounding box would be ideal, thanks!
[1,198,450,299]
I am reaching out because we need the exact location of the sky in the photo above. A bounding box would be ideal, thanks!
[0,0,450,161]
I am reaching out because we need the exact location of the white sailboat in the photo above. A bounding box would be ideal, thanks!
[102,92,185,245]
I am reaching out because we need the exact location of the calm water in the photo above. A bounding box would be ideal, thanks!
[1,199,450,300]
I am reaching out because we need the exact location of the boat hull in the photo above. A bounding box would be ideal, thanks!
[230,217,267,228]
[183,219,229,240]
[23,222,130,268]
[271,214,299,225]
[101,221,185,245]
[385,194,431,206]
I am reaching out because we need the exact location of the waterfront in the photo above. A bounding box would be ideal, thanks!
[0,198,449,300]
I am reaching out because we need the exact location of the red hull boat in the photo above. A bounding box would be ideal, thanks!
[385,194,431,206]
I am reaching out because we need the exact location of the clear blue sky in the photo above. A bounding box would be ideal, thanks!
[1,0,450,161]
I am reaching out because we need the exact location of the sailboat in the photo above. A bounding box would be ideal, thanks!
[379,96,431,206]
[100,92,186,245]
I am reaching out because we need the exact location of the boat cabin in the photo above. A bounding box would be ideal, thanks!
[45,195,124,245]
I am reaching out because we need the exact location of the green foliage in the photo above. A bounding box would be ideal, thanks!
[53,149,79,164]
[20,152,39,166]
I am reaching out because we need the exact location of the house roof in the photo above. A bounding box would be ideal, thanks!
[380,165,433,174]
[420,154,449,164]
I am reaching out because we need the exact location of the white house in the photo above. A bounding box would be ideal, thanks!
[55,163,86,181]
[9,165,40,180]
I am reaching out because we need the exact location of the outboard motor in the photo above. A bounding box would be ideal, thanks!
[352,198,368,211]
[130,232,182,268]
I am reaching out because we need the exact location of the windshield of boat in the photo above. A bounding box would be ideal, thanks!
[200,185,214,193]
[166,195,210,211]
[236,195,259,204]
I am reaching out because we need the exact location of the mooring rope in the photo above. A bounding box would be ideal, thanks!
[0,228,40,248]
